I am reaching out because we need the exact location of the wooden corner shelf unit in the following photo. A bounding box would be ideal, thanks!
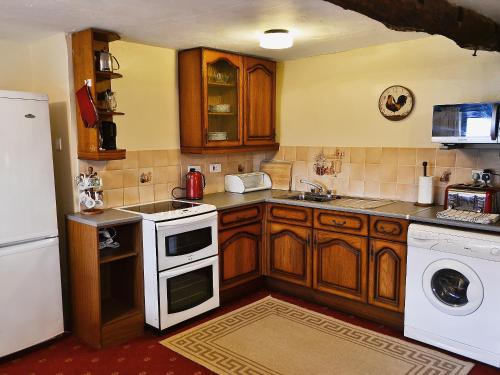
[67,219,144,348]
[72,28,126,161]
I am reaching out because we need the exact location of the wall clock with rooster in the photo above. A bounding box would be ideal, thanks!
[378,85,414,121]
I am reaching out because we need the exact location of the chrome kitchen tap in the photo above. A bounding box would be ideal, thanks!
[299,179,324,193]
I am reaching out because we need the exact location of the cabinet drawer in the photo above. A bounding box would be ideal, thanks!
[369,216,408,242]
[314,209,368,236]
[267,204,313,227]
[219,204,263,230]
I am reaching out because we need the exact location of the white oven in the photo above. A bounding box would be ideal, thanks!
[158,255,219,329]
[139,206,220,330]
[156,211,218,270]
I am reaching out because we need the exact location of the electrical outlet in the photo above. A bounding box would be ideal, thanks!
[472,169,484,181]
[209,163,222,173]
[187,165,201,172]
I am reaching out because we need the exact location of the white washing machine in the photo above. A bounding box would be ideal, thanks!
[405,224,500,367]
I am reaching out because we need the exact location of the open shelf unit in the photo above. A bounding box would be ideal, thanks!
[72,28,126,161]
[67,218,144,348]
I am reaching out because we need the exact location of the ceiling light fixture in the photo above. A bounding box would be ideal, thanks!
[259,29,293,49]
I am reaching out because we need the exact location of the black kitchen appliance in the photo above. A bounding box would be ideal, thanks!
[100,121,117,150]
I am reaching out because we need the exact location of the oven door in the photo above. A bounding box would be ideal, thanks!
[156,211,218,271]
[158,255,219,329]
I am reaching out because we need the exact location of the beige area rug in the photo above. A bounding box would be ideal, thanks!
[160,296,473,375]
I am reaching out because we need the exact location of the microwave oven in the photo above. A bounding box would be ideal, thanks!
[432,102,499,145]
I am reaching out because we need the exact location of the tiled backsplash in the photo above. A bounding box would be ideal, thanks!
[276,146,500,205]
[78,149,270,208]
[79,146,500,209]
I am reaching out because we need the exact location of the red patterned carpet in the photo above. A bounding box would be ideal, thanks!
[0,290,498,375]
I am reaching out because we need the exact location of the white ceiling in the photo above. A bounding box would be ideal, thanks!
[0,0,498,60]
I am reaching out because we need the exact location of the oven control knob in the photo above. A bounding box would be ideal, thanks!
[491,248,500,256]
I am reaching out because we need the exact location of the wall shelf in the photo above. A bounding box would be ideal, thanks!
[72,28,126,161]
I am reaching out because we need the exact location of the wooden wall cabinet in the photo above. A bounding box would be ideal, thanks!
[67,219,144,348]
[368,239,407,312]
[72,28,126,160]
[178,47,279,154]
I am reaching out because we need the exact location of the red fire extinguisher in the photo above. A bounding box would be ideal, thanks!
[185,168,206,200]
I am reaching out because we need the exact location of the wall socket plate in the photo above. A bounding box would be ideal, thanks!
[187,165,201,172]
[209,163,222,173]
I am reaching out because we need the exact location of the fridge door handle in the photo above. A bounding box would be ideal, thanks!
[0,237,58,256]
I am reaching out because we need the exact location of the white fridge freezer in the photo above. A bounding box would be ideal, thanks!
[0,91,63,357]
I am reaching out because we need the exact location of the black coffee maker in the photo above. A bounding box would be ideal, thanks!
[100,121,117,150]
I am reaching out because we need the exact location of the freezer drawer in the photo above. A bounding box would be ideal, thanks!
[0,237,63,357]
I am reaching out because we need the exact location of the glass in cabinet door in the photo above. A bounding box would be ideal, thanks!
[206,59,239,143]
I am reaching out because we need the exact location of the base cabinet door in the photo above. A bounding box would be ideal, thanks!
[368,239,407,312]
[313,230,368,302]
[219,223,261,290]
[267,222,312,287]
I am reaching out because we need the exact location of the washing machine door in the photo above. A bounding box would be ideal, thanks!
[422,259,483,316]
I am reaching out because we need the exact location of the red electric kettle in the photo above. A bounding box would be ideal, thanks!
[172,168,206,200]
[185,168,205,200]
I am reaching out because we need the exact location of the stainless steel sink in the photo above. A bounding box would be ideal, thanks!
[286,192,341,202]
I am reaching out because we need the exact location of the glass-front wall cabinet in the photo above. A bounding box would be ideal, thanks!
[205,53,242,146]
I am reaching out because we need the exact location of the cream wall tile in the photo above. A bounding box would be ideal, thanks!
[348,179,364,196]
[307,147,322,161]
[283,146,296,161]
[379,164,397,183]
[154,184,169,201]
[397,166,416,184]
[105,159,123,170]
[153,150,169,167]
[153,167,168,184]
[350,147,365,164]
[123,169,138,187]
[396,184,418,202]
[364,181,380,198]
[292,161,308,177]
[365,148,382,164]
[80,160,106,172]
[167,166,181,185]
[454,168,473,184]
[332,177,348,195]
[272,147,285,160]
[436,149,456,168]
[138,150,154,167]
[455,149,477,168]
[139,167,153,185]
[123,187,139,205]
[364,164,380,182]
[139,185,154,203]
[167,183,176,198]
[122,151,138,169]
[295,146,308,161]
[104,189,123,208]
[416,148,437,167]
[434,167,455,188]
[381,148,398,165]
[398,148,416,166]
[100,170,123,189]
[167,149,180,166]
[476,149,500,170]
[380,183,397,199]
[349,163,365,180]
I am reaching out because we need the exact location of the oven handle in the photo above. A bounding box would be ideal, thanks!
[160,256,217,279]
[155,211,217,229]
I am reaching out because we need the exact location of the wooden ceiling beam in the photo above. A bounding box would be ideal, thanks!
[324,0,500,52]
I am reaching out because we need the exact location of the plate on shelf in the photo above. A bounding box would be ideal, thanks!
[208,132,228,141]
[208,104,231,113]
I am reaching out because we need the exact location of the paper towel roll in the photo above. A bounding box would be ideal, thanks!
[418,176,433,204]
